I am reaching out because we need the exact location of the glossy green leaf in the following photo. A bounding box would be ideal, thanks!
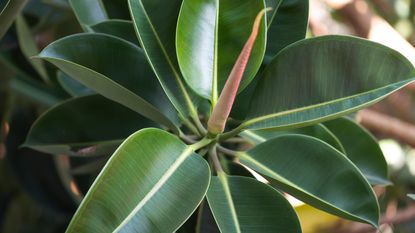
[129,0,200,118]
[69,0,108,28]
[324,117,389,185]
[241,123,344,152]
[15,15,50,83]
[57,71,94,97]
[24,95,155,157]
[244,36,415,131]
[90,19,139,46]
[66,128,211,233]
[176,0,267,101]
[239,134,379,226]
[265,0,308,62]
[0,0,27,39]
[38,33,179,133]
[207,175,301,233]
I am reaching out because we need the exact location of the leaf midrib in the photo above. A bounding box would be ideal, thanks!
[114,146,194,232]
[244,79,415,128]
[218,173,241,233]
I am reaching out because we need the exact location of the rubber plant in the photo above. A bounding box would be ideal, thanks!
[21,0,415,232]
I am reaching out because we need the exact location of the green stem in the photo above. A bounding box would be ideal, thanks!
[192,114,207,136]
[217,145,241,157]
[219,124,246,142]
[209,146,223,173]
[180,115,200,136]
[190,137,213,151]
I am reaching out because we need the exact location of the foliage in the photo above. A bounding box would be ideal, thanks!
[1,0,415,232]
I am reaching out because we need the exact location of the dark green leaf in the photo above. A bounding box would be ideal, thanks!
[24,95,156,157]
[245,36,415,131]
[241,123,344,152]
[57,71,94,97]
[265,0,308,62]
[38,33,179,132]
[90,19,139,46]
[69,0,108,28]
[207,175,301,233]
[239,134,379,226]
[176,0,267,101]
[324,117,390,185]
[129,0,200,118]
[66,128,211,233]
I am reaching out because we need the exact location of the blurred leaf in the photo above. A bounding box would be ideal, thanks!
[207,175,301,233]
[240,123,344,152]
[129,0,200,118]
[324,117,390,185]
[176,0,267,101]
[245,36,415,131]
[38,33,179,133]
[408,194,415,200]
[24,95,156,157]
[239,135,379,226]
[66,128,211,233]
[0,0,28,39]
[90,19,139,46]
[15,14,50,83]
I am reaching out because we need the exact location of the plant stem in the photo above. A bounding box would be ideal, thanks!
[190,137,213,151]
[217,145,241,157]
[218,124,246,142]
[192,114,208,135]
[180,115,200,136]
[209,146,223,173]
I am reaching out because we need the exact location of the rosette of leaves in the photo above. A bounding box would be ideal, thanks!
[23,0,415,232]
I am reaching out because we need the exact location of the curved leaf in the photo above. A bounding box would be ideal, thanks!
[324,117,389,185]
[38,33,179,133]
[69,0,108,28]
[24,95,155,157]
[244,36,415,131]
[90,19,139,46]
[241,123,344,152]
[207,175,301,233]
[129,0,200,118]
[176,0,267,102]
[0,0,27,39]
[66,128,211,232]
[265,0,308,62]
[239,134,379,226]
[57,71,94,97]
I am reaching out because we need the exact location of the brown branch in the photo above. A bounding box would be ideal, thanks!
[357,109,415,147]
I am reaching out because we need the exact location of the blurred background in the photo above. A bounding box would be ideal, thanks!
[1,0,415,232]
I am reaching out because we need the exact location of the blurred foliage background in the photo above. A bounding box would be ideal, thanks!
[1,0,415,232]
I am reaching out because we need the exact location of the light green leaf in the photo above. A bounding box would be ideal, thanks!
[90,19,139,46]
[57,71,94,97]
[244,36,415,131]
[38,33,179,133]
[0,0,27,39]
[15,14,50,83]
[239,134,379,226]
[176,0,267,102]
[66,128,211,233]
[69,0,108,28]
[128,0,200,118]
[24,95,155,157]
[265,0,308,62]
[324,117,390,185]
[241,123,344,152]
[207,175,301,233]
[408,194,415,200]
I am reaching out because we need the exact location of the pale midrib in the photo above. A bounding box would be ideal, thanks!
[114,146,193,232]
[211,0,219,107]
[244,80,412,128]
[219,174,241,233]
[242,130,266,143]
[136,0,197,116]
